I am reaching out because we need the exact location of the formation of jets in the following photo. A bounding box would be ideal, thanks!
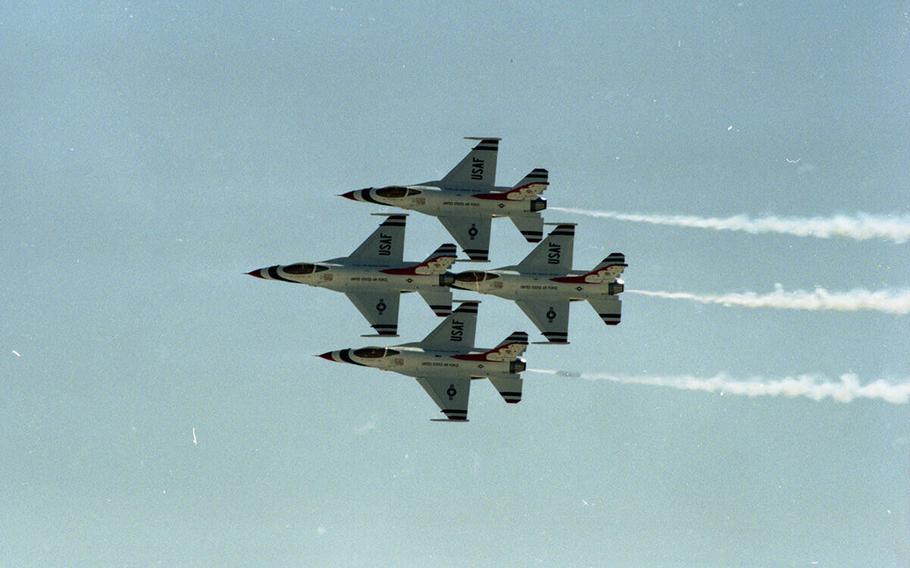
[248,138,628,421]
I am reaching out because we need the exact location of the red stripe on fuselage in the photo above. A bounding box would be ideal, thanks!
[452,342,526,361]
[473,183,546,201]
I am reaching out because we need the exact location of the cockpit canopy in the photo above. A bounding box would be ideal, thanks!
[352,347,400,359]
[454,271,500,283]
[374,186,422,198]
[283,263,328,275]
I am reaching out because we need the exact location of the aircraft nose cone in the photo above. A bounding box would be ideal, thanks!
[318,351,337,362]
[339,190,359,201]
[246,269,264,279]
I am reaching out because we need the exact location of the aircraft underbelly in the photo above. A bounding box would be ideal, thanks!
[500,278,600,301]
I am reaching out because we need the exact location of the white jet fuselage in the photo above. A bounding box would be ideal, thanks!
[257,261,453,294]
[323,345,526,381]
[453,267,625,302]
[349,185,547,218]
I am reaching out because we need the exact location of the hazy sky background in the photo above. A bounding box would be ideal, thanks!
[2,2,909,566]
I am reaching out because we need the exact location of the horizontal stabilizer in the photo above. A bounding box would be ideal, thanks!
[487,331,529,360]
[585,253,627,284]
[510,168,549,199]
[452,331,528,362]
[489,375,523,404]
[418,243,458,274]
[554,252,627,285]
[475,168,549,202]
[588,295,622,326]
[418,287,453,317]
[509,213,545,244]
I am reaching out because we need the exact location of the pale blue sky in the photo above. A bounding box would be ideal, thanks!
[2,2,909,566]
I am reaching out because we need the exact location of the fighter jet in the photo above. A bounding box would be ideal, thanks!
[318,301,528,421]
[450,223,627,344]
[247,214,457,337]
[340,137,549,262]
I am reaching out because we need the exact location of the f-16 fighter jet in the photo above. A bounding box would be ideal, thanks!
[340,137,549,262]
[318,301,528,422]
[247,214,457,337]
[450,224,627,344]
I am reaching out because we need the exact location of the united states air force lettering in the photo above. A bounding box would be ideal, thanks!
[378,232,393,255]
[548,242,561,264]
[471,158,484,180]
[450,318,464,341]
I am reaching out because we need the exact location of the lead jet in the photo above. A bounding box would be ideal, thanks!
[450,223,627,344]
[247,214,457,337]
[340,137,549,262]
[319,301,528,421]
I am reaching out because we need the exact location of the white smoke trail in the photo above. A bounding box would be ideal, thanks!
[627,285,910,315]
[529,369,910,405]
[551,207,910,244]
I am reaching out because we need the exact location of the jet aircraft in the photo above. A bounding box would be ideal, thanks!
[340,137,549,262]
[450,223,627,344]
[248,214,457,337]
[319,301,528,421]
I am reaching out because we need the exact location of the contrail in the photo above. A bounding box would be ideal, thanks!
[551,207,910,244]
[529,369,910,405]
[627,285,910,315]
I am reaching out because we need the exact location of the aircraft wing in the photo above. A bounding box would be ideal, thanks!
[438,215,492,262]
[515,298,571,344]
[416,375,472,421]
[587,295,622,326]
[515,224,575,275]
[347,214,406,266]
[440,137,499,190]
[415,300,478,352]
[344,291,401,336]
